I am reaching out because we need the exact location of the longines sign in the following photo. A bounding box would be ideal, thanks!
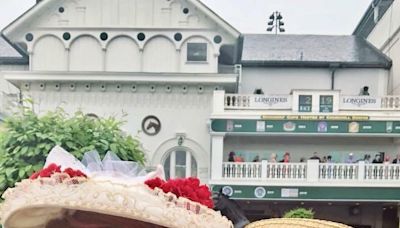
[250,95,292,109]
[340,96,381,110]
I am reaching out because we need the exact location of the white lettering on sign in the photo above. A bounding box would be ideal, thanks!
[250,95,292,109]
[281,188,299,198]
[234,124,242,128]
[234,190,242,194]
[331,125,339,129]
[299,191,308,195]
[267,191,275,195]
[298,125,306,129]
[363,126,372,130]
[340,96,381,110]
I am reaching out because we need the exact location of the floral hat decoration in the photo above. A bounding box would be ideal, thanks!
[0,146,232,228]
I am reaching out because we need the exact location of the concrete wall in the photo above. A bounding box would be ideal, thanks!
[224,136,397,163]
[367,0,400,94]
[241,68,388,96]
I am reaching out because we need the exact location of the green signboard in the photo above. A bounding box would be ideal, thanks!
[299,95,312,112]
[211,185,400,201]
[211,119,400,135]
[320,95,333,113]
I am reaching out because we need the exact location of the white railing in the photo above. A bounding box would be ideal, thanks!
[264,163,307,180]
[382,96,400,109]
[365,164,400,181]
[224,94,251,109]
[222,93,400,111]
[319,163,358,181]
[221,161,400,184]
[223,162,262,179]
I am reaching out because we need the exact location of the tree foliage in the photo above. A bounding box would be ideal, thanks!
[0,107,145,195]
[283,208,315,219]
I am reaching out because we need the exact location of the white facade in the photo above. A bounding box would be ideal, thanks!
[2,0,400,226]
[1,0,240,183]
[241,67,388,96]
[366,0,400,95]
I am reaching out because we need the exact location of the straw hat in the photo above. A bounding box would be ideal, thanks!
[1,146,232,227]
[246,218,352,228]
[0,173,232,228]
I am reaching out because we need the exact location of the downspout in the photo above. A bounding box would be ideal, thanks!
[329,63,340,90]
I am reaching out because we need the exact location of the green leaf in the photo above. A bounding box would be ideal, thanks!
[18,169,26,179]
[110,143,118,153]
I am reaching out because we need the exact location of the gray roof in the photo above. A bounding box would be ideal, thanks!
[0,36,27,64]
[240,34,392,69]
[353,0,394,38]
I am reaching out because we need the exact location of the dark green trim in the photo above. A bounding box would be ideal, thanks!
[212,185,400,201]
[211,119,400,135]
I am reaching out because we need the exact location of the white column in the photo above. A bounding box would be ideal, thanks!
[170,151,176,179]
[211,134,225,180]
[358,161,365,181]
[213,90,225,115]
[306,160,319,182]
[261,160,268,180]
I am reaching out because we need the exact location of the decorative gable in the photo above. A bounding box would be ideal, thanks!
[2,0,240,73]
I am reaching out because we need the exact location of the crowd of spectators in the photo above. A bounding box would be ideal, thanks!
[227,151,400,164]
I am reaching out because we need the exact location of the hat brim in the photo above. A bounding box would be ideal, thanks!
[1,178,232,228]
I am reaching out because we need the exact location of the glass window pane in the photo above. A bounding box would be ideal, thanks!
[187,43,207,62]
[163,155,170,180]
[191,155,197,177]
[175,151,186,178]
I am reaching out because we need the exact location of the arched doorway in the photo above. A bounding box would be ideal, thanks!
[163,149,198,180]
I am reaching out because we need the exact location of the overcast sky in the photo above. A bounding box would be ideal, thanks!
[0,0,372,35]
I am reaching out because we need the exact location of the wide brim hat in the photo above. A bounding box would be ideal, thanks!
[1,146,231,228]
[0,174,232,228]
[246,218,352,228]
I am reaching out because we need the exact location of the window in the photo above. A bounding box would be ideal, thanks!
[163,150,198,180]
[187,43,207,62]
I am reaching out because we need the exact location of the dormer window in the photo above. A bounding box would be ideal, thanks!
[187,43,207,62]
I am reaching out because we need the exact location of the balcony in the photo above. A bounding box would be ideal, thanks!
[214,90,400,115]
[218,161,400,186]
[222,93,400,111]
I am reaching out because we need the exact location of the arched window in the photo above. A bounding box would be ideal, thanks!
[163,150,197,180]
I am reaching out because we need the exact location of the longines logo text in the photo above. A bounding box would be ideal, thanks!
[342,98,377,107]
[254,97,289,106]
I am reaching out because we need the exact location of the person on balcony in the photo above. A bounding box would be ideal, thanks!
[326,155,334,163]
[345,153,357,163]
[383,155,391,165]
[252,155,260,162]
[253,88,264,95]
[228,151,236,162]
[363,154,371,163]
[269,153,277,163]
[372,154,382,163]
[309,152,321,162]
[234,153,244,162]
[360,86,370,96]
[392,153,400,164]
[280,152,290,163]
